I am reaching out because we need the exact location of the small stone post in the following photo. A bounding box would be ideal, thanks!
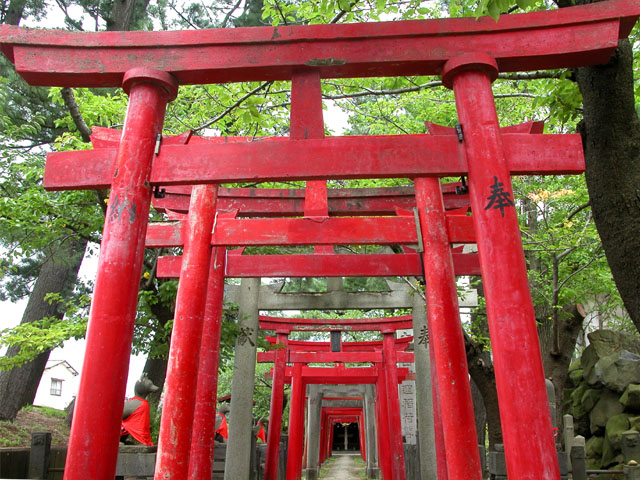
[224,277,261,480]
[563,414,574,471]
[28,431,51,479]
[570,436,586,480]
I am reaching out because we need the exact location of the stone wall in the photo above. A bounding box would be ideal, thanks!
[564,330,640,473]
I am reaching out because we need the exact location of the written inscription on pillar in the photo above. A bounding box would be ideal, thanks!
[397,328,417,445]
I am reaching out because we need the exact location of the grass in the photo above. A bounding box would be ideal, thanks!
[21,404,67,419]
[353,455,368,478]
[318,456,337,478]
[0,405,70,448]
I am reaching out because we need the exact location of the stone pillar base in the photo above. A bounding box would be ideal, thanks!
[366,467,380,478]
[305,468,319,480]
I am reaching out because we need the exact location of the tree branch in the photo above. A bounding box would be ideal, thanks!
[60,88,91,143]
[567,201,590,221]
[330,0,358,23]
[194,82,272,132]
[220,0,243,28]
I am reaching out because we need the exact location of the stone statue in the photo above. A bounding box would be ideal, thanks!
[215,403,230,442]
[120,374,159,446]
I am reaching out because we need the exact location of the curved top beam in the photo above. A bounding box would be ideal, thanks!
[259,314,413,333]
[0,0,637,87]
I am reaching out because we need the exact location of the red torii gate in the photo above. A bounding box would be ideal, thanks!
[273,362,412,480]
[148,187,460,480]
[144,163,475,480]
[258,315,414,480]
[263,336,413,479]
[0,2,638,479]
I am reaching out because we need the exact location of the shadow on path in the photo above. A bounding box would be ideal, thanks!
[319,453,365,480]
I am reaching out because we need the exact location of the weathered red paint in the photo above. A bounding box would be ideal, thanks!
[145,214,476,247]
[259,314,413,333]
[290,71,333,257]
[264,332,288,480]
[382,333,406,478]
[286,362,305,480]
[1,1,637,86]
[267,336,412,352]
[44,132,584,190]
[155,185,452,216]
[63,69,177,480]
[375,369,392,480]
[443,54,560,479]
[188,246,226,480]
[158,251,481,278]
[155,184,218,479]
[430,360,449,480]
[415,177,482,479]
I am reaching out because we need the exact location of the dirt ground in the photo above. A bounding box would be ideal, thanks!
[319,453,365,480]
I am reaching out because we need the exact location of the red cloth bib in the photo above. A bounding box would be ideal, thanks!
[216,413,229,439]
[256,422,266,442]
[121,397,153,446]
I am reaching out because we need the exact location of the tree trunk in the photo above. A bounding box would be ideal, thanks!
[572,2,640,332]
[541,304,586,429]
[470,377,486,447]
[0,239,86,420]
[466,336,502,450]
[2,0,26,25]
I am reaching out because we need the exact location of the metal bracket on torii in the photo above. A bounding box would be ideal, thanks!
[2,2,638,479]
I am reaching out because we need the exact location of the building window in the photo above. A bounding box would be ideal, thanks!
[50,379,62,396]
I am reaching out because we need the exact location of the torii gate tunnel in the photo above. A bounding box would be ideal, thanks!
[1,1,639,479]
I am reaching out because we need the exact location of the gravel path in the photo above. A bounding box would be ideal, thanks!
[319,453,364,480]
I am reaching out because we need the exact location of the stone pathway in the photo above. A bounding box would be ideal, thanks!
[319,453,365,480]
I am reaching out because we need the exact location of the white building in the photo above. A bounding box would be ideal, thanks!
[34,360,79,411]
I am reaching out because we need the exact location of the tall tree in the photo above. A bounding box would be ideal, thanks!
[0,0,154,420]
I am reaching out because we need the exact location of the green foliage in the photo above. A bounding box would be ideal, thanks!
[0,293,90,370]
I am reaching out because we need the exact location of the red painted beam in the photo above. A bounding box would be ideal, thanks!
[44,133,584,190]
[260,351,384,364]
[259,314,413,333]
[276,366,411,385]
[158,251,481,278]
[257,350,414,364]
[145,215,475,248]
[1,1,637,87]
[153,185,470,216]
[265,337,412,352]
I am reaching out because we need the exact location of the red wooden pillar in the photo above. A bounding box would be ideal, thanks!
[328,420,334,458]
[358,412,367,462]
[359,413,366,461]
[63,68,177,480]
[265,332,289,480]
[156,184,218,478]
[286,362,305,480]
[429,346,449,480]
[188,246,227,479]
[375,368,392,480]
[320,408,328,464]
[415,177,482,479]
[442,53,560,479]
[382,332,406,479]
